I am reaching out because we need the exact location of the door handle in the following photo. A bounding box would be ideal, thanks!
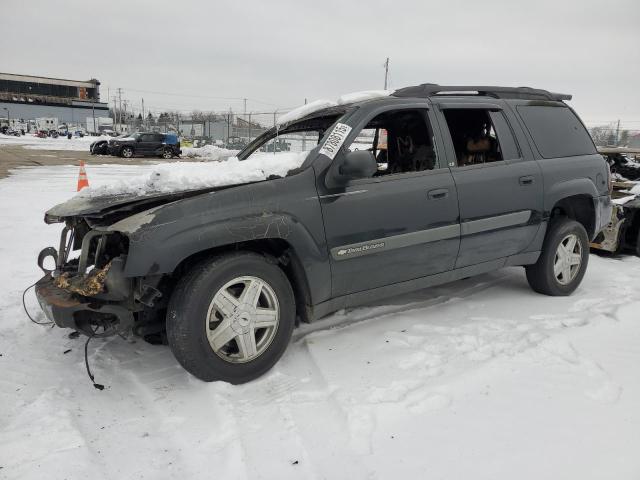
[427,188,449,200]
[519,175,534,186]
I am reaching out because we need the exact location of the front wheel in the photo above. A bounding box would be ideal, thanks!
[166,252,295,383]
[526,218,589,296]
[120,146,134,158]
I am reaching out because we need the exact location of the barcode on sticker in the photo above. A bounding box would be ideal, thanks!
[319,123,352,160]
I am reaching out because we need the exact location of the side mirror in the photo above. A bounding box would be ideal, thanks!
[326,150,377,188]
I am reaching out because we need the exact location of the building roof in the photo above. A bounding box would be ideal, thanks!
[0,73,99,89]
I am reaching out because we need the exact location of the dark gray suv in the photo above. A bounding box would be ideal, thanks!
[35,84,612,383]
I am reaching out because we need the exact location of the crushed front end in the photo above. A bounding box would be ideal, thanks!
[35,216,163,338]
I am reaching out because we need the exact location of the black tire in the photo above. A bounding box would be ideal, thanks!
[166,252,295,383]
[120,146,134,158]
[161,148,173,159]
[526,218,589,296]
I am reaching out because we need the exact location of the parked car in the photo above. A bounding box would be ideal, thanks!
[107,132,181,159]
[89,138,109,155]
[35,84,611,384]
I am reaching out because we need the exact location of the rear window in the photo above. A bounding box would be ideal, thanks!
[517,105,596,158]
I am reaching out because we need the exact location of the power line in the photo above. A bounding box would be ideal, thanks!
[118,86,282,108]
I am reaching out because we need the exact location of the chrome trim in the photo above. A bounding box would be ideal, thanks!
[331,224,460,260]
[318,190,368,199]
[461,210,531,236]
[329,210,533,261]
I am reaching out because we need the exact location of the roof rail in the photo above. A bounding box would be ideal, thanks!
[392,83,572,101]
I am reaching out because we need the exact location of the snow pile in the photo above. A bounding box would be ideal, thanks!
[276,90,393,126]
[612,195,637,205]
[180,144,239,161]
[77,151,309,197]
[276,99,338,126]
[0,133,107,151]
[630,183,640,195]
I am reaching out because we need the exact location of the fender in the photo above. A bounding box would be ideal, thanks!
[104,168,332,305]
[543,177,599,214]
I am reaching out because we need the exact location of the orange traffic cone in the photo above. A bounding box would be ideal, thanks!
[77,160,90,191]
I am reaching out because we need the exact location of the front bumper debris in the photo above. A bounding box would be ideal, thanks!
[35,274,134,334]
[54,261,112,296]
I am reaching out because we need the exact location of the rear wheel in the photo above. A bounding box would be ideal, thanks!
[526,218,589,296]
[166,252,295,383]
[161,148,173,159]
[121,146,134,158]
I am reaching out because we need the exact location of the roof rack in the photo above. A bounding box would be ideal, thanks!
[392,83,571,101]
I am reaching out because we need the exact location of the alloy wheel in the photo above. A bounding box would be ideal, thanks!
[205,276,280,363]
[553,233,582,285]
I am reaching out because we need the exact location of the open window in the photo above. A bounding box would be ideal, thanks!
[346,109,438,176]
[442,109,520,166]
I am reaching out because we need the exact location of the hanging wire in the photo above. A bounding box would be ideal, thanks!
[22,281,53,326]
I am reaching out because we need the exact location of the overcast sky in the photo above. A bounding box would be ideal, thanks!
[3,0,639,128]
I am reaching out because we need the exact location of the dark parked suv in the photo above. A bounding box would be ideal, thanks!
[35,84,612,383]
[107,132,181,159]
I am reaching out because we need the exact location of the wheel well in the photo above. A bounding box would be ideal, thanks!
[169,239,312,324]
[550,195,595,239]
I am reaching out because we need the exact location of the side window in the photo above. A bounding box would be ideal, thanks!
[489,111,520,160]
[442,109,509,166]
[345,109,438,177]
[516,105,596,158]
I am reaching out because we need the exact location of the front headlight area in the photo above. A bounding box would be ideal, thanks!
[41,219,131,300]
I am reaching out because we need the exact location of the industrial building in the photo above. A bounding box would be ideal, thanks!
[0,72,110,130]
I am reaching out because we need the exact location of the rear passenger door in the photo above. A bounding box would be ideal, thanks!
[434,102,544,268]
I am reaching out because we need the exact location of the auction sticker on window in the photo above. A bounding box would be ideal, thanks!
[319,123,352,159]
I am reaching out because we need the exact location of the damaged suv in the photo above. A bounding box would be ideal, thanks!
[35,84,612,384]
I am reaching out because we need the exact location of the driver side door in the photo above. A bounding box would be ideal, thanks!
[317,106,461,298]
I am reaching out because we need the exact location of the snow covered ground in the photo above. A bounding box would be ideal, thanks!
[0,133,104,151]
[0,133,240,162]
[1,164,639,480]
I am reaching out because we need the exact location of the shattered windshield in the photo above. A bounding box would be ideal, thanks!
[239,107,350,160]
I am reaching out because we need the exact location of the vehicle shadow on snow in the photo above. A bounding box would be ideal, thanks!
[80,268,534,386]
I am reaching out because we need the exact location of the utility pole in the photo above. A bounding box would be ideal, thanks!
[248,112,252,143]
[615,119,620,146]
[383,57,390,90]
[123,100,129,133]
[117,88,123,132]
[112,95,118,133]
[141,98,145,130]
